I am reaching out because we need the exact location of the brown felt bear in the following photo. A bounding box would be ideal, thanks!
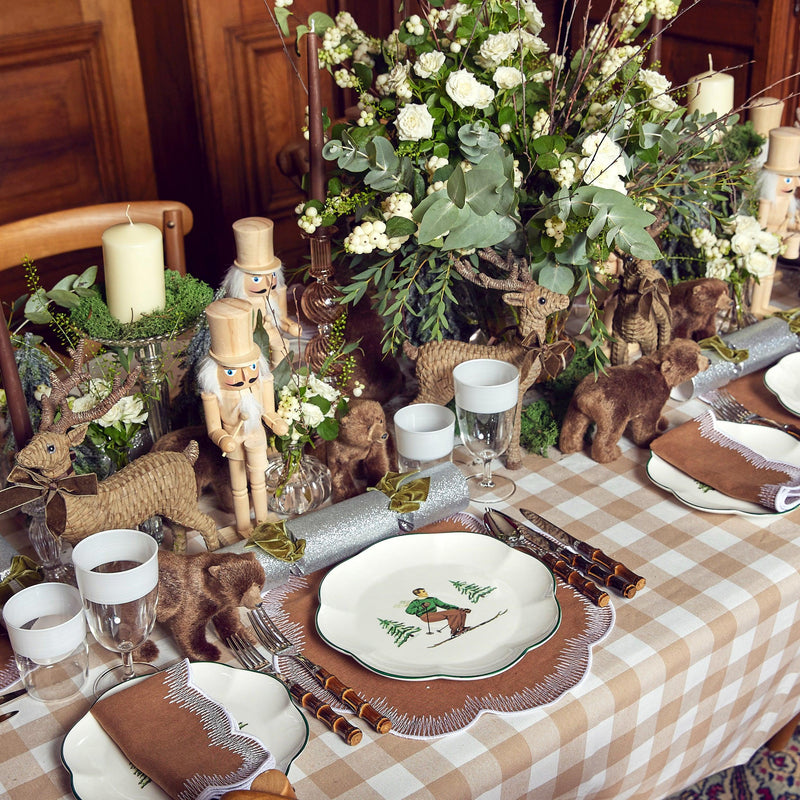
[669,278,731,341]
[559,338,709,463]
[313,399,397,502]
[137,550,264,662]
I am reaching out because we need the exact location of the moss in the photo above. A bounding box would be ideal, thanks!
[69,270,213,341]
[519,399,560,456]
[519,341,595,457]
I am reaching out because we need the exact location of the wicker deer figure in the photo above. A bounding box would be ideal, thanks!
[403,250,570,470]
[8,340,219,553]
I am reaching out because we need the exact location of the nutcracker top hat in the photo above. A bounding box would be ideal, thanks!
[205,297,262,368]
[763,127,800,176]
[232,217,282,274]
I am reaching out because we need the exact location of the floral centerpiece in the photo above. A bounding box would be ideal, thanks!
[34,377,149,474]
[265,316,353,515]
[276,0,754,369]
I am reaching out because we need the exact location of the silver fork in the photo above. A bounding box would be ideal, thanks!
[705,389,800,441]
[226,633,362,746]
[249,607,391,734]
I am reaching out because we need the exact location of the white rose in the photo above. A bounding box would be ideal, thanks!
[746,250,775,278]
[474,82,496,110]
[757,230,781,255]
[445,69,482,108]
[395,103,435,141]
[493,66,524,90]
[69,393,98,414]
[478,31,518,67]
[730,232,757,256]
[413,51,446,79]
[521,0,545,34]
[300,402,325,429]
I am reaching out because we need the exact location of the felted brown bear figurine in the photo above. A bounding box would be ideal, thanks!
[313,399,397,502]
[559,339,709,463]
[137,550,265,662]
[669,278,731,341]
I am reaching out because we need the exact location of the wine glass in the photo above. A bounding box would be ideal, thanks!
[71,529,159,696]
[453,359,520,503]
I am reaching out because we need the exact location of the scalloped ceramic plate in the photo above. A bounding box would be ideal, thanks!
[61,662,308,800]
[764,352,800,416]
[315,531,561,681]
[646,420,800,517]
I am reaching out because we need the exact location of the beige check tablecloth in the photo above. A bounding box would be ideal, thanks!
[2,384,800,800]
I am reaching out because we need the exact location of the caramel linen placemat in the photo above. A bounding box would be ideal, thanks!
[91,659,275,800]
[651,372,800,512]
[262,514,614,739]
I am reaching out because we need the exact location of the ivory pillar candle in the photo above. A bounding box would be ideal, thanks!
[306,27,326,203]
[102,221,166,323]
[687,55,734,117]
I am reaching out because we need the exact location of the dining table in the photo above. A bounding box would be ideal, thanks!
[2,305,800,800]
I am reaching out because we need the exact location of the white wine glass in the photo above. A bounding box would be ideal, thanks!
[453,359,520,503]
[72,529,159,697]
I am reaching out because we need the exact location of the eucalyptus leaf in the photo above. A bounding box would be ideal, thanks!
[46,289,81,309]
[538,264,576,295]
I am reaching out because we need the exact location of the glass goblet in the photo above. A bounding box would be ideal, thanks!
[72,529,159,697]
[453,358,520,503]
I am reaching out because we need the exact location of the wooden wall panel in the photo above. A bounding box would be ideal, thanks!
[0,24,124,223]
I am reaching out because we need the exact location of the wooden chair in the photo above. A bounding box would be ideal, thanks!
[0,200,193,276]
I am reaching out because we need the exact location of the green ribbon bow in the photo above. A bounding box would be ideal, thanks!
[699,335,749,363]
[771,308,800,334]
[369,470,431,513]
[0,464,98,536]
[245,520,306,563]
[0,555,43,605]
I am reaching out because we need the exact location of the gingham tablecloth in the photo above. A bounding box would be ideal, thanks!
[2,387,800,800]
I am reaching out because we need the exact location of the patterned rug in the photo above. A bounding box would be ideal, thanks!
[667,727,800,800]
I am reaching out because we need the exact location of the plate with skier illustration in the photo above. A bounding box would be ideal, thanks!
[315,531,561,680]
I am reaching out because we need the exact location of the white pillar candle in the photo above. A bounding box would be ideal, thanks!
[102,221,166,323]
[687,55,734,117]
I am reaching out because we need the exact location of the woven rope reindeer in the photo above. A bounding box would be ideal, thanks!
[10,340,219,553]
[403,250,570,469]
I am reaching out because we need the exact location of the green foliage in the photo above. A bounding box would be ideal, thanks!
[519,341,596,457]
[69,270,213,341]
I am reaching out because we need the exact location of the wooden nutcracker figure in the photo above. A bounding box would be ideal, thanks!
[754,126,800,316]
[221,217,303,368]
[199,297,289,536]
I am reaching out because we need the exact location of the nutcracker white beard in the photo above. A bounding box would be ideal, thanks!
[236,389,264,435]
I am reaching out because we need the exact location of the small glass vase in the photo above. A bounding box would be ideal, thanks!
[23,497,75,585]
[719,280,756,333]
[265,445,332,518]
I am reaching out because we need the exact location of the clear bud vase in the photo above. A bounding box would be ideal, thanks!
[23,497,76,585]
[265,444,332,517]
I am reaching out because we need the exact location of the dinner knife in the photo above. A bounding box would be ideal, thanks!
[484,510,610,608]
[513,519,636,598]
[0,709,18,724]
[0,688,26,707]
[521,508,646,591]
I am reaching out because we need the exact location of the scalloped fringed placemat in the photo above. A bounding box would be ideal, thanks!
[262,513,614,739]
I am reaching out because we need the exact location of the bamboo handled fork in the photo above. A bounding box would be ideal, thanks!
[226,633,362,746]
[249,606,392,734]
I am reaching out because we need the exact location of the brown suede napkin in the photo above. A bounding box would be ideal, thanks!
[651,400,800,512]
[91,659,275,800]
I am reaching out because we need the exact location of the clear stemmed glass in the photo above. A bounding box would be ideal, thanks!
[71,529,159,697]
[453,359,520,503]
